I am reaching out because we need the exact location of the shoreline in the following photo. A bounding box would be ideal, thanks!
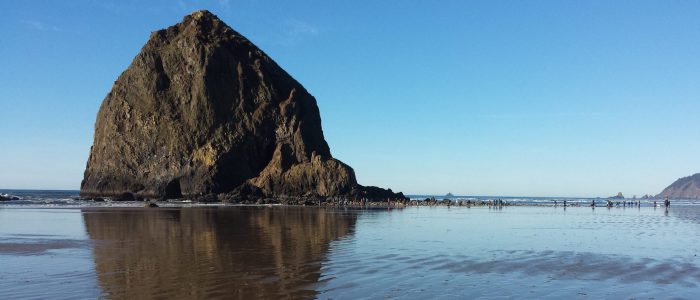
[0,190,685,209]
[0,200,677,210]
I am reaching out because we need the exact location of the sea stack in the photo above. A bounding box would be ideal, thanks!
[656,173,700,199]
[81,10,405,202]
[610,192,624,199]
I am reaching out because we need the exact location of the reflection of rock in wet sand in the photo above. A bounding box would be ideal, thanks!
[82,207,356,299]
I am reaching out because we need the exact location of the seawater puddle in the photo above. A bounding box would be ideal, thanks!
[0,209,103,300]
[317,206,700,299]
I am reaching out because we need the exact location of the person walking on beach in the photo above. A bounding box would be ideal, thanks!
[664,197,670,209]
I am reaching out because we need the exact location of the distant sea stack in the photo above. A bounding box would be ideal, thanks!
[610,192,625,199]
[656,173,700,199]
[81,10,405,202]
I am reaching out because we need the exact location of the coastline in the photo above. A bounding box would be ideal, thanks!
[0,199,679,209]
[1,189,691,209]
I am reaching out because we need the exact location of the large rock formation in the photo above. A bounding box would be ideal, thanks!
[81,10,405,202]
[656,173,700,199]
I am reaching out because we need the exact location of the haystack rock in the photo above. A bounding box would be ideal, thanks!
[81,10,406,203]
[656,173,700,199]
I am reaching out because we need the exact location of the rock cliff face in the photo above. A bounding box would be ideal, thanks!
[656,173,700,199]
[81,10,405,202]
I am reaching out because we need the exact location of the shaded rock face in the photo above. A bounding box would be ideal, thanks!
[657,173,700,199]
[81,10,404,201]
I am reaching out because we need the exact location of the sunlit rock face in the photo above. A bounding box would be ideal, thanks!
[80,10,405,202]
[82,207,357,298]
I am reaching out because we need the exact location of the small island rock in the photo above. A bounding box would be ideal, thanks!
[610,192,625,199]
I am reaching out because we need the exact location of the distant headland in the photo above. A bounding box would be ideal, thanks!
[656,173,700,199]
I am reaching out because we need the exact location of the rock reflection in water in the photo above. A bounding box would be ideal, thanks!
[82,207,356,299]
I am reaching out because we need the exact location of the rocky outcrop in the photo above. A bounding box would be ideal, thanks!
[0,193,20,201]
[609,192,624,199]
[656,173,700,199]
[81,10,405,202]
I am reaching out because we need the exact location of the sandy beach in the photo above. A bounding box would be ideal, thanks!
[2,204,699,299]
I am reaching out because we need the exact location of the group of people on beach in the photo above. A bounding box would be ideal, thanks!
[586,197,671,209]
[327,196,674,209]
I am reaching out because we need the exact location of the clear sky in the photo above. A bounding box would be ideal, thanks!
[1,0,699,197]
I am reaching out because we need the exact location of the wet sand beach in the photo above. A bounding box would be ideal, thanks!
[1,205,700,299]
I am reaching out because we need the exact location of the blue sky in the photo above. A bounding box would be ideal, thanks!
[1,0,699,197]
